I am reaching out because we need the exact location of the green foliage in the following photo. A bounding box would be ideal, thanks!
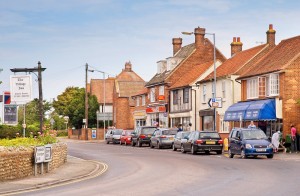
[0,131,57,147]
[0,124,22,139]
[56,130,68,137]
[53,87,99,129]
[18,99,52,126]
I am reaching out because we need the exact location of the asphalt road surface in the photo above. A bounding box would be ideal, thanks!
[17,140,300,196]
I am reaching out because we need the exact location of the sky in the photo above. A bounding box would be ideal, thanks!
[1,0,300,103]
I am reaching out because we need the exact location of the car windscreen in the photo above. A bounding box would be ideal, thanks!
[162,129,177,135]
[113,129,123,135]
[141,127,157,134]
[125,131,133,135]
[242,130,268,140]
[199,132,220,139]
[182,132,191,138]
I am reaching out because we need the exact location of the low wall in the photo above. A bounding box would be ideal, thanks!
[0,142,67,181]
[68,128,104,140]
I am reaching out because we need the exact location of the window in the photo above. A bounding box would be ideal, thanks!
[183,88,189,103]
[269,74,279,96]
[219,116,229,133]
[259,77,266,97]
[222,80,226,98]
[202,84,207,102]
[159,86,164,95]
[173,90,178,105]
[136,97,140,106]
[142,95,145,106]
[247,78,258,99]
[150,88,155,102]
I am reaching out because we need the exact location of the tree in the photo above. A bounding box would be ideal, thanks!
[53,87,99,129]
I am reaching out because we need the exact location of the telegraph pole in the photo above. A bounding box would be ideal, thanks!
[85,63,89,140]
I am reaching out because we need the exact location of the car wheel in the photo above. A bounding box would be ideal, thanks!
[131,140,136,147]
[241,149,247,159]
[158,142,162,149]
[216,150,222,155]
[191,145,197,155]
[150,141,154,148]
[205,150,210,155]
[267,154,273,159]
[181,145,186,153]
[228,148,234,158]
[172,143,177,151]
[106,140,109,144]
[137,140,142,147]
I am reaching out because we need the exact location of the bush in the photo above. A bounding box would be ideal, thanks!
[0,125,22,139]
[56,130,68,137]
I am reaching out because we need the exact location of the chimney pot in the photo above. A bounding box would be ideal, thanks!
[231,37,243,56]
[266,24,276,46]
[237,37,240,42]
[194,27,206,49]
[233,37,237,42]
[269,24,273,30]
[172,38,182,56]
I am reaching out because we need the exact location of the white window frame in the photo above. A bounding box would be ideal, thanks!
[150,88,155,102]
[136,96,140,106]
[222,80,226,98]
[247,78,258,99]
[269,74,279,96]
[142,95,145,106]
[202,84,207,103]
[258,77,266,97]
[159,85,164,96]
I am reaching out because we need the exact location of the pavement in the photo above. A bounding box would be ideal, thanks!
[0,139,299,195]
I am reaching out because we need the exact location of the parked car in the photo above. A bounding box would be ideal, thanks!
[105,129,123,144]
[181,131,223,155]
[172,131,191,151]
[150,128,178,149]
[228,128,273,159]
[131,126,157,147]
[120,130,133,145]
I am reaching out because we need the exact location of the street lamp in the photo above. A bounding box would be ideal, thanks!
[87,67,108,132]
[182,30,217,131]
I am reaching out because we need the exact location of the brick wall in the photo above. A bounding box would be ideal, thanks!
[115,97,131,129]
[282,56,300,136]
[0,143,67,181]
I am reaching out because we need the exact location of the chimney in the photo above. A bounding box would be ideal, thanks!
[194,27,206,49]
[266,24,276,46]
[124,61,132,72]
[172,38,182,56]
[230,37,243,56]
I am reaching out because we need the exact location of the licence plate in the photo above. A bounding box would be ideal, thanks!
[169,137,174,140]
[206,141,215,145]
[256,148,266,152]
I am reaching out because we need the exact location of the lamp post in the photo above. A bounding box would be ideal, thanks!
[182,30,217,131]
[87,68,107,132]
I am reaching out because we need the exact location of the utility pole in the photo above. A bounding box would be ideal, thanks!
[38,62,44,133]
[85,63,89,140]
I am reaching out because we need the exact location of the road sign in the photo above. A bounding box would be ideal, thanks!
[208,97,222,108]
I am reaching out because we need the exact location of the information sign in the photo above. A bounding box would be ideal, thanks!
[35,146,45,164]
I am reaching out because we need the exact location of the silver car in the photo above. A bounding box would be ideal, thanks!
[105,129,123,144]
[172,131,191,151]
[150,128,177,149]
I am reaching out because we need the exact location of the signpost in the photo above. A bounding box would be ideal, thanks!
[34,145,52,175]
[208,97,222,108]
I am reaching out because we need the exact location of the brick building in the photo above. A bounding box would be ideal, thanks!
[226,25,300,138]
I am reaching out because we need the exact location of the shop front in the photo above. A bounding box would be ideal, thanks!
[224,98,281,137]
[146,105,168,128]
[133,110,147,129]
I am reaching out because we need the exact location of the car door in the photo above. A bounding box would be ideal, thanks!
[184,131,194,151]
[132,127,139,144]
[229,130,237,153]
[174,132,182,148]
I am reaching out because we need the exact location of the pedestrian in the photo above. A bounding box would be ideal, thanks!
[187,122,192,131]
[177,124,183,132]
[272,130,280,153]
[290,124,298,153]
[248,121,256,128]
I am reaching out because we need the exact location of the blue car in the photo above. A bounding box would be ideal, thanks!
[228,128,273,159]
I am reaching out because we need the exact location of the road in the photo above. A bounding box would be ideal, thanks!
[18,140,300,196]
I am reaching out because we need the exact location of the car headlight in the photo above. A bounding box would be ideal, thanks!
[245,144,252,149]
[268,143,273,148]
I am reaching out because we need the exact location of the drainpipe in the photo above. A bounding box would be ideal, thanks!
[191,88,197,130]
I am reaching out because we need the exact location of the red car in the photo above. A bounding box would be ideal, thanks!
[120,130,134,145]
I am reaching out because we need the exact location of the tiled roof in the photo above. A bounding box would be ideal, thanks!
[238,35,300,79]
[201,44,267,82]
[146,43,196,86]
[90,77,115,104]
[132,87,148,97]
[170,60,214,89]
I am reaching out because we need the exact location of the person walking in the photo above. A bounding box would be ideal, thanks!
[272,131,280,153]
[177,124,183,132]
[187,122,192,131]
[290,124,298,153]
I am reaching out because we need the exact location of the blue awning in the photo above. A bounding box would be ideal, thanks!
[224,99,276,121]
